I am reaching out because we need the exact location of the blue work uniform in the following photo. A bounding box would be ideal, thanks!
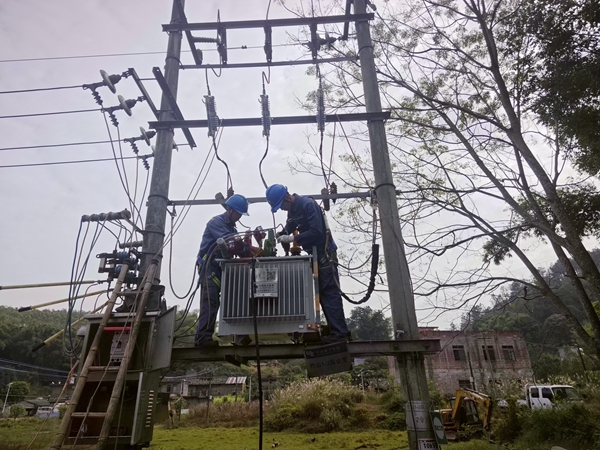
[283,194,350,339]
[195,212,237,345]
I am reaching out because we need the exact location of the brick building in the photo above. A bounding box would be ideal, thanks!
[159,376,248,407]
[418,328,533,397]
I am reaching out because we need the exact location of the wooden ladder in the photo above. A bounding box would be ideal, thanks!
[51,261,158,450]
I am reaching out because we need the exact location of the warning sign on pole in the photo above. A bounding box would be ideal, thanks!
[429,411,448,445]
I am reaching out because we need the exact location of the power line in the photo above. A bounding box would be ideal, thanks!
[0,44,294,64]
[0,140,122,152]
[0,357,70,374]
[0,108,98,120]
[0,366,68,379]
[0,156,140,169]
[0,140,189,152]
[0,85,82,95]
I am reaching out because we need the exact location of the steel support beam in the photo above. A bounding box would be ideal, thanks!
[168,191,372,207]
[162,13,374,32]
[152,67,196,148]
[180,56,357,70]
[149,111,390,130]
[128,68,159,119]
[171,339,441,363]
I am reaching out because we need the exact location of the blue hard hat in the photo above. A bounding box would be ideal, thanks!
[266,184,288,212]
[225,194,249,215]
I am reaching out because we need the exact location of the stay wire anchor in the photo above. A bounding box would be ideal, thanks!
[204,95,219,138]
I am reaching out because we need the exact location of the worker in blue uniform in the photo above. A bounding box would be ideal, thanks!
[195,194,250,348]
[265,184,351,344]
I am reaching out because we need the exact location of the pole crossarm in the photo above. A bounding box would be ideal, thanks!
[128,68,159,119]
[171,339,441,363]
[168,191,372,207]
[152,67,196,148]
[162,13,374,32]
[180,56,357,70]
[149,111,390,130]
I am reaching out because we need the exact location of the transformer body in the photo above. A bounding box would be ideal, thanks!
[217,255,317,340]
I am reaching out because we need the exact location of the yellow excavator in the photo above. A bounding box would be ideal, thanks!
[438,387,493,441]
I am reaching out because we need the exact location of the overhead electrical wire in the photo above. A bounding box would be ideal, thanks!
[0,108,98,119]
[0,156,139,169]
[0,44,295,64]
[0,85,82,94]
[0,139,189,153]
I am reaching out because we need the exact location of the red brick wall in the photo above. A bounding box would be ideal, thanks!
[419,329,533,396]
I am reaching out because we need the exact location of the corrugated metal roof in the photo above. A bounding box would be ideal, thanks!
[226,376,247,384]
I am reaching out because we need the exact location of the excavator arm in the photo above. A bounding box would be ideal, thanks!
[451,388,493,430]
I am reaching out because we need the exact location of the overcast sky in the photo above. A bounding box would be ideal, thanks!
[0,0,579,333]
[0,0,384,319]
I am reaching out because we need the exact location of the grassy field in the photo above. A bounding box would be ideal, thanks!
[0,418,505,450]
[152,427,410,450]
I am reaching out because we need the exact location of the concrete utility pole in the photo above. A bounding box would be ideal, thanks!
[353,1,436,448]
[139,0,184,281]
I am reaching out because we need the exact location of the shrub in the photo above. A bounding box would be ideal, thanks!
[492,397,523,443]
[187,400,260,428]
[264,378,365,432]
[518,403,600,449]
[377,411,406,431]
[379,385,404,413]
[9,405,26,420]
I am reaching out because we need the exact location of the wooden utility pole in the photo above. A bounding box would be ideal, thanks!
[353,0,436,448]
[139,0,185,282]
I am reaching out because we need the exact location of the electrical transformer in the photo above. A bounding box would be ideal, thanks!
[217,254,318,341]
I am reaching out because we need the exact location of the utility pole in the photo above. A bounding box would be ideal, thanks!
[139,0,184,282]
[353,1,436,448]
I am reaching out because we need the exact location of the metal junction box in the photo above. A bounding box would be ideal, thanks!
[217,255,317,340]
[70,307,176,448]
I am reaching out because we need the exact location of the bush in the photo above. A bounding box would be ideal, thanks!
[518,403,600,449]
[188,400,260,428]
[379,385,404,413]
[493,397,523,443]
[377,411,406,431]
[9,405,26,420]
[264,378,365,432]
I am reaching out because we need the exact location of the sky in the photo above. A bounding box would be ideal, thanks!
[0,0,387,322]
[0,0,583,335]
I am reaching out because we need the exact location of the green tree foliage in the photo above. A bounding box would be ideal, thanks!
[463,250,600,374]
[299,0,600,355]
[8,404,25,420]
[6,381,30,403]
[508,0,599,175]
[347,306,392,341]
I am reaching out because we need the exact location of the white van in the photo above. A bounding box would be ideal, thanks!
[525,384,582,409]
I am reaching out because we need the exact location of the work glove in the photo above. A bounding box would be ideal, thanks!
[277,234,295,244]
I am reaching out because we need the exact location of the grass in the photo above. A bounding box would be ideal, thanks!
[151,427,409,450]
[0,416,60,450]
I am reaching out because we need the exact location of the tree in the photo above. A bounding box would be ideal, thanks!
[7,381,30,404]
[294,0,599,356]
[508,0,599,175]
[347,306,392,341]
[9,404,25,420]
